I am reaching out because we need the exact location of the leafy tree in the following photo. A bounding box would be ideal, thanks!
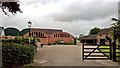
[0,1,22,15]
[79,34,83,39]
[89,27,101,35]
[74,38,77,45]
[77,34,83,40]
[111,18,120,47]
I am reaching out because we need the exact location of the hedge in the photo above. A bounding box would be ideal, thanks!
[2,42,35,66]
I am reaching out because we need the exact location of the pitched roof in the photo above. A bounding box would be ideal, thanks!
[20,28,29,36]
[81,35,97,40]
[31,28,63,34]
[97,28,112,35]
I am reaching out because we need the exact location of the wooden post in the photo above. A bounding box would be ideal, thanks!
[113,28,117,62]
[109,39,112,60]
[82,41,84,60]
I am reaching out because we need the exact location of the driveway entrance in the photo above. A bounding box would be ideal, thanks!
[32,45,118,66]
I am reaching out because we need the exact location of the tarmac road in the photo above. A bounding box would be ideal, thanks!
[31,45,119,67]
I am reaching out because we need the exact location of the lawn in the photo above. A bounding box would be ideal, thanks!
[99,45,120,61]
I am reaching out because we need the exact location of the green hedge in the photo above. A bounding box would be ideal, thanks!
[2,42,35,66]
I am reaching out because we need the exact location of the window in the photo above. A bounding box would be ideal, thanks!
[36,32,38,37]
[32,32,33,36]
[42,34,44,37]
[62,34,64,37]
[40,33,42,37]
[39,32,40,37]
[58,34,60,37]
[60,34,62,37]
[67,34,70,37]
[40,33,44,38]
[61,34,63,37]
[41,33,42,37]
[29,33,31,36]
[65,34,66,37]
[34,32,36,35]
[54,34,56,37]
[63,34,65,37]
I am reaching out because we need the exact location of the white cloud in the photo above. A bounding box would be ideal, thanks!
[1,0,119,37]
[50,2,117,22]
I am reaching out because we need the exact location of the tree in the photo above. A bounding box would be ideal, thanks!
[0,1,22,15]
[74,38,77,45]
[78,34,83,40]
[89,27,101,35]
[111,18,120,47]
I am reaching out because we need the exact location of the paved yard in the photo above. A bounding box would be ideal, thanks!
[32,45,119,66]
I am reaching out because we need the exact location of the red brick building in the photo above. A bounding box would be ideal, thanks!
[23,28,75,45]
[81,28,113,45]
[97,28,113,44]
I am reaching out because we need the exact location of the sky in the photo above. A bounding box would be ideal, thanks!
[0,0,119,37]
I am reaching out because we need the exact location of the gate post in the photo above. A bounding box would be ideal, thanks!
[109,39,112,60]
[82,41,84,60]
[113,42,116,62]
[113,28,117,62]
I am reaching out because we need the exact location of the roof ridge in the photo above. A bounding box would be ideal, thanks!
[31,28,62,30]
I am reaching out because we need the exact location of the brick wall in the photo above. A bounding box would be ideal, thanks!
[50,32,74,44]
[97,34,112,45]
[23,31,75,45]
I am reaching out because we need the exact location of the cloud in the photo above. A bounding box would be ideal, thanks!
[19,0,61,5]
[49,2,118,22]
[1,0,118,37]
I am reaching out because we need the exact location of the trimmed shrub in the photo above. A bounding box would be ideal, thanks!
[2,42,35,66]
[36,38,40,42]
[23,38,29,44]
[2,39,14,42]
[15,36,23,44]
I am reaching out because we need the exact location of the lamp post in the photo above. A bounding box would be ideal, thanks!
[33,34,36,46]
[28,21,32,36]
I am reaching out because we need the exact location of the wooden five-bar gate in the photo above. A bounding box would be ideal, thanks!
[82,32,120,62]
[82,36,112,60]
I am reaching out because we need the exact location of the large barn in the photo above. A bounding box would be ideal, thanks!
[3,27,75,45]
[81,28,113,45]
[23,28,75,45]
